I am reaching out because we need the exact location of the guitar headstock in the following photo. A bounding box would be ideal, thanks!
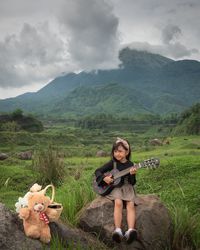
[139,158,160,169]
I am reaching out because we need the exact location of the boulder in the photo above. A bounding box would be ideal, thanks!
[0,203,42,250]
[150,139,163,146]
[0,153,8,160]
[79,195,173,250]
[96,150,107,157]
[17,151,32,160]
[50,221,108,249]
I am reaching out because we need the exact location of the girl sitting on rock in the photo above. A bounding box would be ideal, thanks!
[95,137,137,244]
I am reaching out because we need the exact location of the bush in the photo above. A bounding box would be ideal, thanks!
[0,121,20,132]
[171,206,200,250]
[32,145,65,186]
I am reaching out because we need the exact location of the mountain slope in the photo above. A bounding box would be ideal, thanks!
[0,48,200,116]
[50,83,153,116]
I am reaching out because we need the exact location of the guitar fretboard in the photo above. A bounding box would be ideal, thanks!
[113,163,142,180]
[113,158,159,180]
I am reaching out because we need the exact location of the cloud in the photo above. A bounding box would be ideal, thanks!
[124,21,199,60]
[57,0,120,70]
[112,0,200,59]
[161,24,182,44]
[125,41,199,60]
[0,0,121,89]
[0,21,71,88]
[160,23,199,58]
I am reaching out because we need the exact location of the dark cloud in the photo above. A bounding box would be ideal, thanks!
[57,0,120,70]
[0,22,68,88]
[0,0,120,90]
[162,24,182,44]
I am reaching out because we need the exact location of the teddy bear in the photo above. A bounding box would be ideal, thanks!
[19,191,57,243]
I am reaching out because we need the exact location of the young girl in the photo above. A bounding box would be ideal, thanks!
[95,137,137,244]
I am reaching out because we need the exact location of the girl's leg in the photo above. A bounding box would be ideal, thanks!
[125,201,137,244]
[114,199,123,228]
[112,199,123,243]
[126,201,135,229]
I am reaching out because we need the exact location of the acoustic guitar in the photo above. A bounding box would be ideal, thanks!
[93,158,160,196]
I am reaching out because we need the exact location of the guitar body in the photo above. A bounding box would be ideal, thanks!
[93,158,160,196]
[93,169,122,196]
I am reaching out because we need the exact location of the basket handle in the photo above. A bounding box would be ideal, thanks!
[41,184,55,203]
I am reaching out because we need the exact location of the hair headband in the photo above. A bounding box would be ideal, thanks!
[115,137,129,152]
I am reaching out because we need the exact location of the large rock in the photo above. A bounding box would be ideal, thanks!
[0,203,42,250]
[0,203,108,250]
[17,151,32,160]
[50,221,108,249]
[79,195,173,250]
[0,153,8,160]
[150,139,163,146]
[96,150,108,157]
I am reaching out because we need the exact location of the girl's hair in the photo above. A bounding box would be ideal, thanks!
[111,139,131,160]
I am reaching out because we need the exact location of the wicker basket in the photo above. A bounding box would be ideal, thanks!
[42,184,63,221]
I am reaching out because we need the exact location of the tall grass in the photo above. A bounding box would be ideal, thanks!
[43,235,90,250]
[57,174,96,225]
[48,234,108,250]
[170,206,200,250]
[32,144,65,186]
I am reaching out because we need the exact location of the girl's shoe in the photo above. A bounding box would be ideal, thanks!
[112,228,123,243]
[124,229,137,244]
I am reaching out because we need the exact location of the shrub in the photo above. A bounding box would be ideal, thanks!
[0,121,20,132]
[32,145,65,186]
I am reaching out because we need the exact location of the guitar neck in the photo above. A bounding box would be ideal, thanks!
[113,163,142,180]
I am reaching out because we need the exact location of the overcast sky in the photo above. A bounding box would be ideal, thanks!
[0,0,199,99]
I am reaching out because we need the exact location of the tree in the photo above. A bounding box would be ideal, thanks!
[12,109,23,120]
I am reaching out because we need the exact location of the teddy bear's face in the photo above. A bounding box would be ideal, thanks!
[28,193,51,212]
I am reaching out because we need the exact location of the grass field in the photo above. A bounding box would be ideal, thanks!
[0,127,199,249]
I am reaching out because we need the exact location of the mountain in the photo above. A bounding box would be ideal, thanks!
[118,48,173,69]
[0,48,200,117]
[51,83,153,116]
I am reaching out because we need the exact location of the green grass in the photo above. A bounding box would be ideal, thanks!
[56,175,96,225]
[0,160,38,208]
[136,155,200,214]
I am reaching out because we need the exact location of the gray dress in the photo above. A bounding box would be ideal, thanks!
[106,176,136,202]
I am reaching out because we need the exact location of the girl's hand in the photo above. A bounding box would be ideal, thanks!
[130,166,137,175]
[103,175,113,184]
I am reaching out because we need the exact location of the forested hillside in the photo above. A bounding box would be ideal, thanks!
[173,103,200,135]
